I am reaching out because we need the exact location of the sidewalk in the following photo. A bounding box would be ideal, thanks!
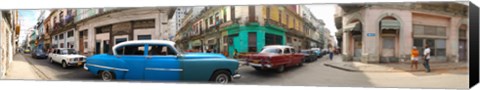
[4,54,43,80]
[323,55,468,72]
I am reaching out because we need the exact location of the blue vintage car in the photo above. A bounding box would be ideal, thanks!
[83,40,241,84]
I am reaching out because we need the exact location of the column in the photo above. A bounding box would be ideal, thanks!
[449,17,461,62]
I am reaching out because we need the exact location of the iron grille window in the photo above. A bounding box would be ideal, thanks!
[67,31,74,38]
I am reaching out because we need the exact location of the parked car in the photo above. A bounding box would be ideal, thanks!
[31,48,48,59]
[83,40,241,84]
[300,50,317,62]
[310,48,322,58]
[48,48,86,69]
[23,48,31,54]
[241,45,304,73]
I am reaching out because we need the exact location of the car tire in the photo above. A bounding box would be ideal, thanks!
[49,58,54,63]
[61,61,68,69]
[299,60,304,66]
[100,70,115,81]
[276,65,285,73]
[209,70,231,84]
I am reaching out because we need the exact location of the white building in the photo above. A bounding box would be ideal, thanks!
[74,8,174,55]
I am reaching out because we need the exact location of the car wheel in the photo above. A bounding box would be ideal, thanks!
[299,60,304,66]
[49,58,54,63]
[209,70,231,84]
[61,61,68,69]
[100,71,115,81]
[276,65,285,73]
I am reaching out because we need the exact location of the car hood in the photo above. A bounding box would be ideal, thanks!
[182,53,227,59]
[62,54,87,58]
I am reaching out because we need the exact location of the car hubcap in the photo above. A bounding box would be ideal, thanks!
[279,66,285,72]
[102,71,112,81]
[215,74,229,84]
[62,62,66,68]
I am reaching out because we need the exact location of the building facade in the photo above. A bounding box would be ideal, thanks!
[74,8,174,56]
[175,5,323,58]
[335,2,468,63]
[0,10,19,79]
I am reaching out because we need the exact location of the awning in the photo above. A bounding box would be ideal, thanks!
[380,20,400,30]
[343,22,362,32]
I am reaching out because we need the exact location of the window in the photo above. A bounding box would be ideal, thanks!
[265,33,282,45]
[116,44,145,55]
[284,48,291,54]
[459,29,467,38]
[279,10,282,23]
[209,16,214,25]
[138,35,152,40]
[148,45,177,56]
[260,48,281,54]
[413,24,446,36]
[67,31,74,37]
[413,38,446,57]
[248,32,257,52]
[115,38,128,44]
[59,34,64,39]
[286,15,289,25]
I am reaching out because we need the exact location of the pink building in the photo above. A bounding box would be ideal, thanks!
[334,2,468,63]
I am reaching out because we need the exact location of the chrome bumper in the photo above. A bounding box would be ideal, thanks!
[83,64,88,70]
[248,63,272,68]
[232,73,241,79]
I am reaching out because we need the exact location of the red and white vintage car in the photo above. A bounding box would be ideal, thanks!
[241,45,304,72]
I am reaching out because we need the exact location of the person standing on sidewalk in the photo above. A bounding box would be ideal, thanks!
[423,45,431,72]
[411,47,420,70]
[329,46,334,60]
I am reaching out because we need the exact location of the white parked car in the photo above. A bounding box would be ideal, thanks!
[48,48,87,69]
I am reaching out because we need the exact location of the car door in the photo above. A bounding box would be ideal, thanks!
[115,44,148,80]
[282,48,292,66]
[144,44,181,81]
[53,49,60,62]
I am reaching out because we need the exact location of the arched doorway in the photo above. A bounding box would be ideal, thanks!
[379,16,401,63]
[458,24,467,62]
[345,19,362,61]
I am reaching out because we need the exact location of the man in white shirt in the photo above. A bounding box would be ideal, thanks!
[423,45,431,72]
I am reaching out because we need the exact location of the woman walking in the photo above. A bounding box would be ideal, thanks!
[411,47,420,70]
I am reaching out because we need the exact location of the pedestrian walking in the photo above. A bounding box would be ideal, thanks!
[410,47,420,70]
[329,48,334,60]
[423,45,431,72]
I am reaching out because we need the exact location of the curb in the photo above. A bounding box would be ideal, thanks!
[323,63,468,72]
[20,54,51,80]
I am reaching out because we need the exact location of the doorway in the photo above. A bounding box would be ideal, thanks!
[459,40,467,61]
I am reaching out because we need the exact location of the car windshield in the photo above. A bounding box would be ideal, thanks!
[301,50,309,54]
[260,48,281,54]
[62,49,77,54]
[36,49,44,53]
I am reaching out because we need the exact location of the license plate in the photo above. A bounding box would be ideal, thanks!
[77,62,83,66]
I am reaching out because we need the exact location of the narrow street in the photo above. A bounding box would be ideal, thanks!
[20,53,97,80]
[17,53,468,89]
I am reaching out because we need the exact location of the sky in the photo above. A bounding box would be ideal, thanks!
[15,5,338,45]
[18,10,41,45]
[305,4,338,43]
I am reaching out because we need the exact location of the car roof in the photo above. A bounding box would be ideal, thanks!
[264,45,293,49]
[113,40,175,49]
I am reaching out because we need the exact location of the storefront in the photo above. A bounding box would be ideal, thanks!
[226,23,286,58]
[338,3,468,63]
